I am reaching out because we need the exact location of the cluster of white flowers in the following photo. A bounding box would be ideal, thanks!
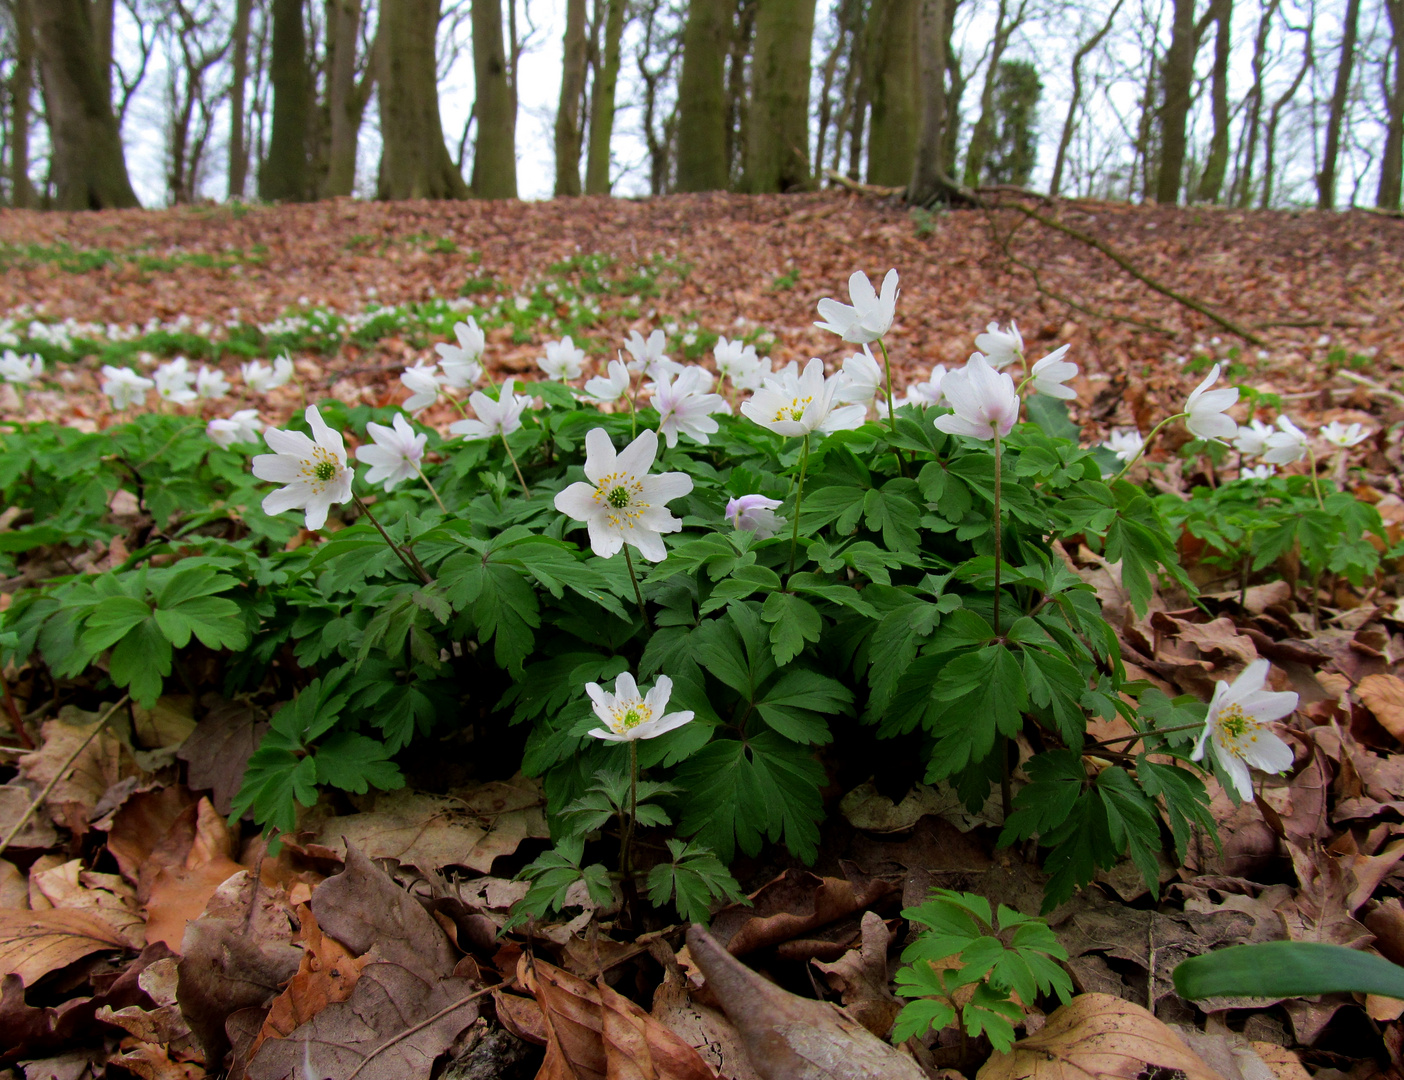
[97,352,297,416]
[1230,407,1371,479]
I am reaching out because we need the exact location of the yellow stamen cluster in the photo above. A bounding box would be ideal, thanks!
[1216,703,1262,747]
[300,446,341,491]
[609,701,653,733]
[591,469,648,531]
[773,395,813,423]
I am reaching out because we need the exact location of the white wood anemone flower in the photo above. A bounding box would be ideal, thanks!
[154,357,198,405]
[933,352,1020,440]
[436,318,486,388]
[815,269,899,344]
[1190,659,1297,801]
[648,365,729,447]
[1102,429,1144,463]
[1029,344,1078,401]
[582,356,631,403]
[553,427,693,562]
[241,356,294,395]
[400,361,444,415]
[357,412,426,492]
[725,494,785,540]
[714,337,765,392]
[1320,420,1370,448]
[1184,364,1239,442]
[196,365,231,400]
[449,378,531,440]
[538,336,587,381]
[740,357,866,436]
[1261,415,1308,465]
[974,321,1024,369]
[207,409,261,449]
[835,345,882,406]
[100,365,154,409]
[1232,418,1273,457]
[624,329,681,379]
[586,672,694,743]
[251,405,353,531]
[0,351,42,384]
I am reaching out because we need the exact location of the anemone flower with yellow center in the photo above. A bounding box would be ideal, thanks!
[554,427,692,562]
[251,405,353,531]
[585,672,694,743]
[1191,659,1297,801]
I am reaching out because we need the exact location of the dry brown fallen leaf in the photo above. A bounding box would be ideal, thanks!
[29,858,145,949]
[250,904,371,1057]
[18,706,134,835]
[708,867,894,957]
[143,798,245,951]
[245,962,480,1080]
[518,953,718,1080]
[0,907,128,986]
[1357,674,1404,742]
[975,994,1226,1080]
[175,699,268,816]
[684,923,926,1080]
[811,911,902,1039]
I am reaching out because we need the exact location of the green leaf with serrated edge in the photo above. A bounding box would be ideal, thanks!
[755,668,849,745]
[999,749,1085,845]
[892,997,958,1045]
[760,591,822,666]
[1097,766,1163,898]
[313,732,405,794]
[1137,757,1216,863]
[110,619,171,706]
[962,982,1022,1052]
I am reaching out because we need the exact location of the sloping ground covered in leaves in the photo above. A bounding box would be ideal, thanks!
[1,195,1403,1080]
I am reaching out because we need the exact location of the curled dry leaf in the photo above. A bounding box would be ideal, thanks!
[684,924,925,1080]
[708,868,894,957]
[19,707,134,835]
[0,908,128,986]
[811,911,901,1039]
[309,843,457,979]
[245,962,479,1080]
[175,699,268,816]
[305,779,548,876]
[1357,674,1404,742]
[974,994,1225,1080]
[29,859,145,950]
[143,798,244,951]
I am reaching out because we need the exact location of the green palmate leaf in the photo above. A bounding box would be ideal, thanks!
[924,645,1027,778]
[1137,758,1215,864]
[313,732,405,794]
[999,749,1086,846]
[962,983,1024,1052]
[677,730,825,863]
[109,619,172,707]
[505,838,614,931]
[862,478,922,553]
[754,668,850,745]
[438,551,540,674]
[230,744,317,835]
[645,838,746,923]
[800,483,867,534]
[760,591,822,665]
[1174,942,1404,1001]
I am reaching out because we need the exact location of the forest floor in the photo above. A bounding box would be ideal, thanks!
[2,193,1404,1080]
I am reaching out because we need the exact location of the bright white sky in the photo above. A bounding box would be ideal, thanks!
[111,0,1383,209]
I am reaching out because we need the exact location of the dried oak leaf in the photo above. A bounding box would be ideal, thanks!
[176,917,303,1069]
[245,962,479,1080]
[1358,674,1404,742]
[19,707,134,835]
[249,904,370,1058]
[29,859,145,950]
[517,954,717,1080]
[143,798,245,951]
[176,699,268,816]
[104,786,198,891]
[305,778,548,875]
[811,912,901,1040]
[0,782,59,851]
[684,924,925,1080]
[708,867,895,957]
[0,908,128,986]
[974,994,1225,1080]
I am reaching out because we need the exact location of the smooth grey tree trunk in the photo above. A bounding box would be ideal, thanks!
[584,0,625,194]
[323,0,377,198]
[1155,0,1197,203]
[865,0,919,186]
[1379,0,1404,209]
[228,0,252,198]
[1316,0,1360,208]
[10,0,36,208]
[262,0,310,201]
[555,0,588,195]
[1196,0,1233,201]
[908,0,951,205]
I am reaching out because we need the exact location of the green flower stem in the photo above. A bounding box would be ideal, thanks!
[622,544,652,631]
[787,434,811,579]
[877,339,908,476]
[352,493,432,584]
[877,338,898,435]
[1088,719,1209,750]
[1307,445,1325,510]
[993,430,1011,821]
[413,462,449,514]
[1110,411,1189,482]
[619,739,639,876]
[501,434,529,494]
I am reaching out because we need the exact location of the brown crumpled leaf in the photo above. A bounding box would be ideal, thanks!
[310,843,457,980]
[1358,674,1404,742]
[29,859,146,950]
[96,956,200,1055]
[0,908,128,986]
[811,912,901,1039]
[0,782,59,851]
[18,706,135,835]
[104,786,198,891]
[176,917,303,1069]
[708,867,895,957]
[974,994,1225,1080]
[305,777,549,875]
[176,699,268,816]
[518,954,717,1080]
[245,962,480,1080]
[144,798,245,951]
[685,924,925,1080]
[249,904,371,1058]
[649,954,760,1080]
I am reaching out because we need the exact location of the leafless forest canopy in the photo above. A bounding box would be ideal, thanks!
[0,0,1399,212]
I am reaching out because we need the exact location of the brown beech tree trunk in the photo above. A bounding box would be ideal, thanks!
[555,0,589,195]
[743,0,817,193]
[470,0,517,198]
